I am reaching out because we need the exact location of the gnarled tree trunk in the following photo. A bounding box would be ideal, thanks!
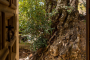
[32,0,86,60]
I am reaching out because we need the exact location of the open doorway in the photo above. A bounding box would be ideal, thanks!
[0,0,88,60]
[18,0,86,60]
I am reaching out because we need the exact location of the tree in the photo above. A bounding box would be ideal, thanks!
[19,0,53,51]
[32,0,80,59]
[45,0,79,35]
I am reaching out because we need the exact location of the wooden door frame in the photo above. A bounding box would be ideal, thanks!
[86,0,90,60]
[15,0,19,60]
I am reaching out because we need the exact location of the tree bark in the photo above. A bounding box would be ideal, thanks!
[45,0,79,35]
[32,0,80,60]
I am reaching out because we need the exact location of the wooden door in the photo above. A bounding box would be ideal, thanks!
[0,0,19,60]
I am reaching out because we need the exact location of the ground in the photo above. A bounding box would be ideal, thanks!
[19,41,33,60]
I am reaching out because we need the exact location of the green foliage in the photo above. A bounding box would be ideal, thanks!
[19,0,53,51]
[31,36,47,51]
[78,0,86,15]
[78,2,86,11]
